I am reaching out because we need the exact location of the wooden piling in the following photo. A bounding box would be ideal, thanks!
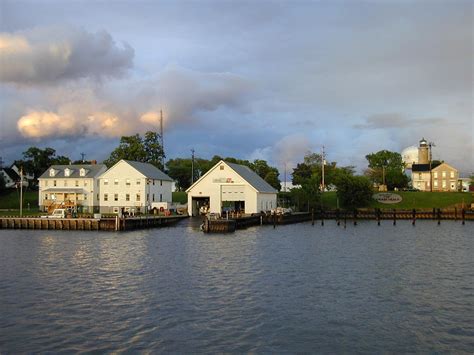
[437,208,441,225]
[462,208,465,225]
[336,208,340,226]
[321,208,324,226]
[376,208,380,226]
[353,209,357,226]
[412,209,416,226]
[311,208,314,226]
[393,209,396,226]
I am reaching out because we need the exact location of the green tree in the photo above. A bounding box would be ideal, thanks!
[0,173,5,191]
[365,150,408,190]
[104,131,165,169]
[166,158,193,191]
[14,147,71,184]
[144,131,165,170]
[334,175,373,209]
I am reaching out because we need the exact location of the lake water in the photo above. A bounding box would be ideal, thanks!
[0,220,473,353]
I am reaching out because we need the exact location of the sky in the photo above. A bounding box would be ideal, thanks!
[0,0,472,176]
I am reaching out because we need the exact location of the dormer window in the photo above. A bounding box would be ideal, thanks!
[79,168,87,177]
[49,168,56,177]
[64,168,72,177]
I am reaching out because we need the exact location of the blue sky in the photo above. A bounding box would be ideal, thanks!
[0,0,472,175]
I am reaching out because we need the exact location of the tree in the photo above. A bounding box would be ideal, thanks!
[166,158,193,191]
[334,175,373,209]
[365,150,408,190]
[104,131,165,169]
[14,147,71,184]
[0,174,5,191]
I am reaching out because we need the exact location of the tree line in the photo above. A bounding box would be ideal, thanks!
[8,130,450,209]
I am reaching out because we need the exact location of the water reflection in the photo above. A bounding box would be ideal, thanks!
[0,220,472,353]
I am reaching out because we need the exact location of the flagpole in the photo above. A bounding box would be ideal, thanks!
[20,167,23,217]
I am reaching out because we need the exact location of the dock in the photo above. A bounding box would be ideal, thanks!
[203,208,474,233]
[0,215,187,232]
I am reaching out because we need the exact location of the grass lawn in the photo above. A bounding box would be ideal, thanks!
[321,191,473,210]
[0,189,39,209]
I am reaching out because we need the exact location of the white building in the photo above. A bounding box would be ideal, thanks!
[38,164,107,212]
[186,160,277,216]
[98,160,173,214]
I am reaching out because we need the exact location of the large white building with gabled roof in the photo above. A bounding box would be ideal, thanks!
[98,159,173,214]
[186,160,278,216]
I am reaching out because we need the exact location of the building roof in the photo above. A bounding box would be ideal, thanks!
[120,160,173,181]
[1,168,20,181]
[412,162,441,172]
[225,162,277,193]
[39,164,106,179]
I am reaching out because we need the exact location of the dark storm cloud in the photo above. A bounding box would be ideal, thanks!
[0,27,134,85]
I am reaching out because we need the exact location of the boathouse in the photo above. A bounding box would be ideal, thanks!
[98,160,173,214]
[186,160,277,216]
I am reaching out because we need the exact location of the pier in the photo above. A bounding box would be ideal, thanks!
[0,215,187,232]
[203,208,473,233]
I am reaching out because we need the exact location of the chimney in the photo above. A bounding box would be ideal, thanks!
[91,160,97,165]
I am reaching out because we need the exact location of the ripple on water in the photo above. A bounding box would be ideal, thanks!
[0,220,473,353]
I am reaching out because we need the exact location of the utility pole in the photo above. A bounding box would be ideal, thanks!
[429,141,435,192]
[191,148,195,184]
[80,152,86,163]
[321,145,325,192]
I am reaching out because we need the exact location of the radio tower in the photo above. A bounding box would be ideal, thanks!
[160,109,165,169]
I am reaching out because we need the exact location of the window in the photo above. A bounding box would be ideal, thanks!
[84,194,87,200]
[136,179,141,185]
[96,193,99,201]
[114,194,118,201]
[160,193,162,202]
[147,193,149,201]
[220,165,224,170]
[80,168,86,177]
[434,181,438,187]
[136,193,141,201]
[417,182,421,188]
[104,194,108,201]
[126,179,130,186]
[152,194,155,202]
[64,180,68,187]
[450,171,454,178]
[442,181,446,188]
[45,180,48,187]
[75,180,79,187]
[104,179,109,185]
[433,172,438,178]
[153,180,155,186]
[113,207,119,213]
[418,173,422,179]
[160,180,162,186]
[45,194,48,200]
[126,194,130,201]
[54,180,57,186]
[64,168,71,177]
[84,181,88,187]
[442,171,446,178]
[114,179,119,185]
[49,169,56,177]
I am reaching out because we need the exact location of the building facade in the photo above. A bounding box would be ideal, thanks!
[98,160,173,214]
[186,160,277,216]
[38,164,107,212]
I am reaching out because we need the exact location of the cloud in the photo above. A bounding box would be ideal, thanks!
[0,27,134,85]
[17,111,78,138]
[354,113,446,129]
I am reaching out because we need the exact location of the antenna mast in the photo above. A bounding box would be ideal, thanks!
[160,109,165,169]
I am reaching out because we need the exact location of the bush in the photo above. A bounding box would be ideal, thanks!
[335,175,373,209]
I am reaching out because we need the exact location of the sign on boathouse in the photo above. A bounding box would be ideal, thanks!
[372,193,403,204]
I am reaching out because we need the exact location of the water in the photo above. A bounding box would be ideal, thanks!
[0,220,473,353]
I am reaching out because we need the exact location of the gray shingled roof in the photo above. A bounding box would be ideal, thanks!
[123,160,173,181]
[39,164,106,179]
[225,161,277,193]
